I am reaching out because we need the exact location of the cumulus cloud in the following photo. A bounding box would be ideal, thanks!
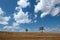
[51,7,60,16]
[17,0,30,8]
[14,7,31,24]
[35,0,60,18]
[0,16,10,25]
[14,0,31,24]
[0,8,10,25]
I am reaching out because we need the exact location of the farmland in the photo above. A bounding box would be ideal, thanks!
[0,31,60,40]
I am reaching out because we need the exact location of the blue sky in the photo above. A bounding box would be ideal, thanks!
[0,0,60,33]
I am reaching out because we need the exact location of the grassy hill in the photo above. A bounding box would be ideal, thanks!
[0,31,60,40]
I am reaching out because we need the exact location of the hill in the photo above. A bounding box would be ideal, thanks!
[0,31,60,40]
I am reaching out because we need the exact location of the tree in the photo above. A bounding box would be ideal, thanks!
[25,29,28,32]
[39,26,45,32]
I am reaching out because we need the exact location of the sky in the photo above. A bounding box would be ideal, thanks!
[0,0,60,33]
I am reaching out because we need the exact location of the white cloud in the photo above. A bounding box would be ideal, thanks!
[14,0,31,24]
[12,22,19,26]
[35,0,60,18]
[35,14,37,18]
[0,8,4,15]
[34,0,44,13]
[3,26,18,30]
[33,15,37,23]
[0,16,10,25]
[51,7,60,16]
[3,26,20,32]
[44,27,60,33]
[17,0,30,8]
[0,8,10,25]
[3,22,22,32]
[3,22,31,32]
[14,7,31,24]
[40,11,49,18]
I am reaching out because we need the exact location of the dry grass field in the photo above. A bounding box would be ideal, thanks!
[0,31,60,40]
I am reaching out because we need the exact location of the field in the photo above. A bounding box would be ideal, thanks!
[0,31,60,40]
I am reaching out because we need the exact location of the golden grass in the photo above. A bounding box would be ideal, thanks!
[0,31,60,40]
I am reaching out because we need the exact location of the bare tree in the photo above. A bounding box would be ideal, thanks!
[39,26,45,32]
